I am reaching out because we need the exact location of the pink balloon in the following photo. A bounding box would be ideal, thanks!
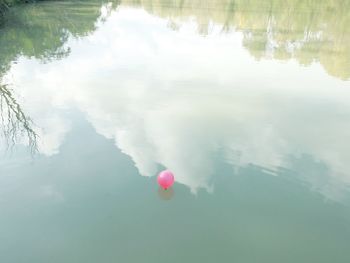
[157,170,175,189]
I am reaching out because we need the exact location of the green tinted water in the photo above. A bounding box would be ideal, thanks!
[0,1,350,262]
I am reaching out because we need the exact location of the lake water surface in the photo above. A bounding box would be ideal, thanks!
[1,1,350,262]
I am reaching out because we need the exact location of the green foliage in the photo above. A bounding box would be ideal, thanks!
[1,1,35,20]
[0,1,118,73]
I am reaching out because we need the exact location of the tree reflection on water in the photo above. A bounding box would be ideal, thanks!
[0,82,38,153]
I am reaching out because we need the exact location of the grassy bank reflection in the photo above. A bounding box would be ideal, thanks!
[122,0,350,80]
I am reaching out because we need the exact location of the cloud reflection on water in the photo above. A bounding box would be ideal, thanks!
[3,7,350,201]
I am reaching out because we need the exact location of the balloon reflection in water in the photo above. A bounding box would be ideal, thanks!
[158,187,174,201]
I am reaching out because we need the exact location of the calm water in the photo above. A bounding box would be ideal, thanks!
[1,1,350,262]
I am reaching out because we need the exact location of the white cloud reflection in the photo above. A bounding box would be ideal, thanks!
[4,8,350,198]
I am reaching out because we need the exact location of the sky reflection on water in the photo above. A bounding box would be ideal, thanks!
[1,2,350,263]
[2,6,350,201]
